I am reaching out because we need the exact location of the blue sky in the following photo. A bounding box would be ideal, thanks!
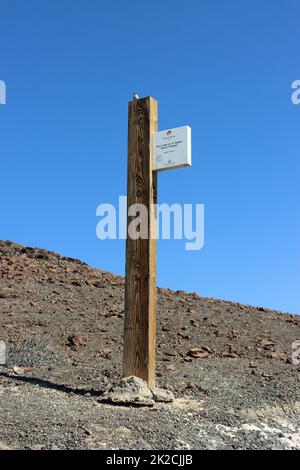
[0,1,299,313]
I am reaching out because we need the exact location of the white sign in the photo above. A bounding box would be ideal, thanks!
[152,126,191,172]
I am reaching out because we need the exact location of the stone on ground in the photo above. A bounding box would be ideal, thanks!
[100,376,174,406]
[151,387,174,403]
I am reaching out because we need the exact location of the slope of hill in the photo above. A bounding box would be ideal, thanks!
[0,240,299,450]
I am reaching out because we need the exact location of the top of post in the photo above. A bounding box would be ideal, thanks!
[129,95,157,105]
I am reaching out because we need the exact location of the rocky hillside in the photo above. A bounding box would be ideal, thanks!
[0,240,299,450]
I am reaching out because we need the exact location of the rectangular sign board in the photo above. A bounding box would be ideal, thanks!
[152,126,191,172]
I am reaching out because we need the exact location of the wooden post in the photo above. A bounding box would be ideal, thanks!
[123,96,158,387]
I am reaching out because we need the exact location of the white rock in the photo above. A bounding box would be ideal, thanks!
[151,387,174,403]
[0,340,6,365]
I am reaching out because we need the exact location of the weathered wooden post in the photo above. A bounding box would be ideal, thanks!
[123,96,158,387]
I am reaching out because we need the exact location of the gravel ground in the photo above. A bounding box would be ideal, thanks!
[0,240,299,450]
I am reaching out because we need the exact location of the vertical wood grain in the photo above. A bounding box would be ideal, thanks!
[123,96,158,387]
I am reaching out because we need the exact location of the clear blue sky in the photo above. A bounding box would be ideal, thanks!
[0,1,299,313]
